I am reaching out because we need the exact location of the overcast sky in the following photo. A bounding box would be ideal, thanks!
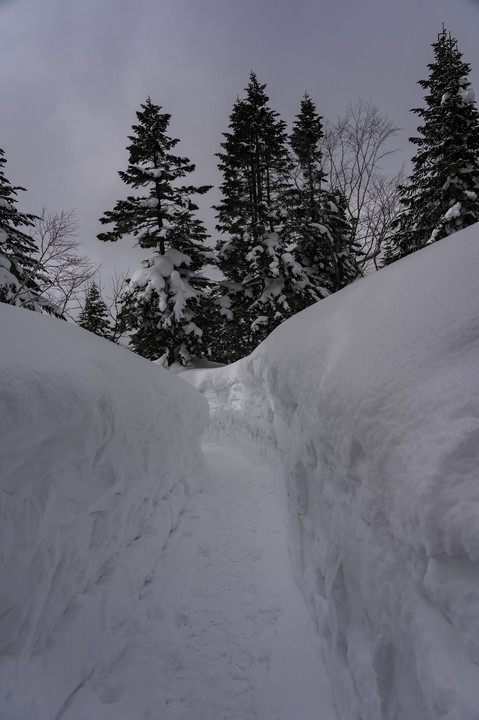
[1,0,479,281]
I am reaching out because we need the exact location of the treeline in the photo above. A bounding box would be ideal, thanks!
[2,27,479,365]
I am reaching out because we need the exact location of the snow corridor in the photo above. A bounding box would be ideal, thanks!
[59,442,337,720]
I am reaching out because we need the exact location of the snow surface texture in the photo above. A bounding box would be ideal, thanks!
[0,306,208,720]
[57,443,336,720]
[186,223,479,720]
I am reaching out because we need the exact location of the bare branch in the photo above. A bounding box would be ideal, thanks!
[12,208,100,319]
[322,99,402,272]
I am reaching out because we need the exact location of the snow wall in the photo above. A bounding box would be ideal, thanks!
[0,305,208,720]
[187,224,479,720]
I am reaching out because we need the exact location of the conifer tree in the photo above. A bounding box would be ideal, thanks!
[290,93,326,218]
[320,189,358,292]
[78,282,111,338]
[0,148,42,310]
[286,94,358,304]
[214,72,297,361]
[286,94,333,307]
[98,98,212,365]
[385,27,479,262]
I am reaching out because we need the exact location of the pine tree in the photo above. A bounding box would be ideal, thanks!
[0,148,42,310]
[286,94,333,308]
[320,189,358,292]
[98,98,212,365]
[385,27,479,262]
[78,282,111,338]
[286,94,358,304]
[214,72,296,362]
[290,93,326,219]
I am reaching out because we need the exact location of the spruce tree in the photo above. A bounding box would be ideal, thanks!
[286,94,358,303]
[286,94,333,307]
[214,72,296,361]
[0,148,42,310]
[290,93,326,219]
[98,98,212,365]
[78,282,111,338]
[320,189,358,292]
[385,27,479,262]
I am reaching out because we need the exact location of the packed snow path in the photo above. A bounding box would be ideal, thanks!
[60,442,336,720]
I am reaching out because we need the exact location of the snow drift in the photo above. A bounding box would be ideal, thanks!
[0,306,208,720]
[186,223,479,720]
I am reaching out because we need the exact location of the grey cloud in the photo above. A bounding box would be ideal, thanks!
[1,0,479,280]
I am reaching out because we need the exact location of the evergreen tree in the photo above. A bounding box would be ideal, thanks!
[385,27,479,262]
[214,72,297,362]
[78,282,111,338]
[320,189,358,292]
[286,94,358,304]
[98,98,212,365]
[290,93,326,220]
[0,148,42,310]
[287,94,333,307]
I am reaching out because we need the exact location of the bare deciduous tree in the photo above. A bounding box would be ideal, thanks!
[358,168,405,271]
[10,208,99,318]
[322,99,403,272]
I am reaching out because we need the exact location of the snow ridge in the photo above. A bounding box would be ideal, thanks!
[0,306,208,720]
[187,223,479,720]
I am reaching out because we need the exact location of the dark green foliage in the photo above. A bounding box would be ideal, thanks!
[78,282,111,338]
[98,98,213,365]
[0,148,42,310]
[215,73,291,246]
[214,73,298,362]
[285,94,357,305]
[286,94,332,307]
[213,80,361,363]
[385,27,479,262]
[320,189,358,292]
[290,93,326,218]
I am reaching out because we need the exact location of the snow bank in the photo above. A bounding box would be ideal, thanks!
[0,305,208,720]
[186,223,479,720]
